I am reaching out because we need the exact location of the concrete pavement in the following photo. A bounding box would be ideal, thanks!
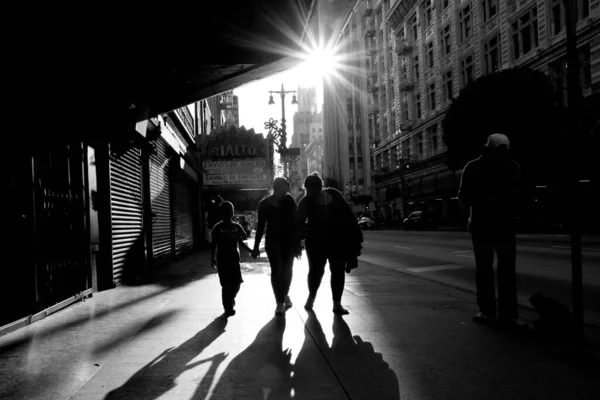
[0,240,598,400]
[360,230,600,328]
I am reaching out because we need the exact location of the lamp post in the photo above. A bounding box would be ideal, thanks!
[267,84,298,155]
[265,84,298,180]
[397,158,411,219]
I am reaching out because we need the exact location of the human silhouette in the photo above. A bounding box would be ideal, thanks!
[210,201,253,316]
[252,177,301,316]
[296,173,363,314]
[458,133,525,328]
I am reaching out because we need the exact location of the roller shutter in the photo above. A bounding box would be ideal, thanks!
[173,173,194,254]
[110,147,143,285]
[150,138,173,260]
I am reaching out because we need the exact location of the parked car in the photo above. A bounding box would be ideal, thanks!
[403,211,438,230]
[358,217,379,230]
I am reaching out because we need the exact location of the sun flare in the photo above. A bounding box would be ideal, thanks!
[300,46,340,80]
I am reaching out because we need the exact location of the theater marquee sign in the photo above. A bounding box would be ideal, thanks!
[199,125,272,189]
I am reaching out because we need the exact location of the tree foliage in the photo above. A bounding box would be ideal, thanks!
[442,68,566,182]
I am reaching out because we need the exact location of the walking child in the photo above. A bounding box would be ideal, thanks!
[211,201,253,316]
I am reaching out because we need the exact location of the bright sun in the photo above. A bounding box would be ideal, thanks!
[300,46,339,80]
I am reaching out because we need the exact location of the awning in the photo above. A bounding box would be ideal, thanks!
[352,204,365,213]
[435,170,454,191]
[421,175,436,194]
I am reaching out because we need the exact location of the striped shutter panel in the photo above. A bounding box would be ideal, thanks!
[110,147,143,285]
[150,138,173,260]
[173,176,194,254]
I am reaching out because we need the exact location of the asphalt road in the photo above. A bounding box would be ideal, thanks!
[359,230,600,327]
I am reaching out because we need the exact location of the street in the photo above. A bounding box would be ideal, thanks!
[359,230,600,327]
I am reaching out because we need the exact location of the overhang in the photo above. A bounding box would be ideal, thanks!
[12,0,358,144]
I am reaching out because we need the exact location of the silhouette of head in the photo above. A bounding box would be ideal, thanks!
[484,133,510,161]
[219,201,234,220]
[304,172,323,197]
[272,177,290,198]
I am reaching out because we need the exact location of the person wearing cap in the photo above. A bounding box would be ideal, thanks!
[295,172,363,314]
[458,133,524,327]
[252,177,301,316]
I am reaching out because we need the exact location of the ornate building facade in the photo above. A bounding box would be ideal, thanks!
[354,0,599,223]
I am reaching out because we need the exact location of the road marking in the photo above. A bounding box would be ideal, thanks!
[455,254,475,259]
[451,250,472,253]
[552,245,600,252]
[394,246,413,250]
[407,264,464,273]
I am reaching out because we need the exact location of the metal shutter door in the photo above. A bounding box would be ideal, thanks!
[173,176,194,254]
[110,147,143,284]
[150,138,173,260]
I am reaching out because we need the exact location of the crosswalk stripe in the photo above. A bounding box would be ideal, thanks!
[406,264,464,273]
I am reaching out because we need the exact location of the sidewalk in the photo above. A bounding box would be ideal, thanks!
[0,242,598,400]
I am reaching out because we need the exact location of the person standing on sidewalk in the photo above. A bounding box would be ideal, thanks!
[458,133,524,327]
[252,177,301,316]
[211,201,253,316]
[296,173,363,315]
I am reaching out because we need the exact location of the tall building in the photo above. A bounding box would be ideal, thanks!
[207,90,239,130]
[291,86,323,179]
[305,136,325,176]
[336,0,600,224]
[322,0,373,202]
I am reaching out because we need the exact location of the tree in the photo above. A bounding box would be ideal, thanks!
[442,67,566,183]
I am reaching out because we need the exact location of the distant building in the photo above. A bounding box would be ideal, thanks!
[329,0,599,224]
[291,86,323,179]
[206,90,239,130]
[305,136,324,176]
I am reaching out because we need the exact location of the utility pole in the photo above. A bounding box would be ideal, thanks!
[563,0,584,338]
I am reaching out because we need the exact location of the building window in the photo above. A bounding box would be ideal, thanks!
[580,45,592,89]
[512,7,539,60]
[442,0,449,9]
[414,55,420,81]
[428,125,438,155]
[411,14,418,42]
[427,83,436,111]
[417,133,424,156]
[403,138,412,159]
[441,25,451,57]
[402,93,409,121]
[578,0,590,21]
[319,128,323,132]
[460,54,474,87]
[391,79,396,103]
[442,70,453,102]
[483,34,500,74]
[415,93,422,119]
[458,4,473,43]
[550,0,565,36]
[481,0,498,23]
[426,41,435,70]
[423,0,434,30]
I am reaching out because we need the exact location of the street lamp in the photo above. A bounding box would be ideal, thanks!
[397,159,411,219]
[266,84,298,155]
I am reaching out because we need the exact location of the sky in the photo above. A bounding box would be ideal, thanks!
[234,64,323,147]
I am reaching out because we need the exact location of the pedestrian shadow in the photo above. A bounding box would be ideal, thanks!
[209,316,292,399]
[103,315,228,400]
[295,311,401,399]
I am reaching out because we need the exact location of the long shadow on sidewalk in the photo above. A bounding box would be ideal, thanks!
[209,316,292,399]
[103,315,229,400]
[298,311,401,399]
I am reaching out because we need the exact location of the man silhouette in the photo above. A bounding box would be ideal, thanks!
[458,133,524,327]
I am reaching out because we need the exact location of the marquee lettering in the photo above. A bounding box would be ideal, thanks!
[209,144,257,157]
